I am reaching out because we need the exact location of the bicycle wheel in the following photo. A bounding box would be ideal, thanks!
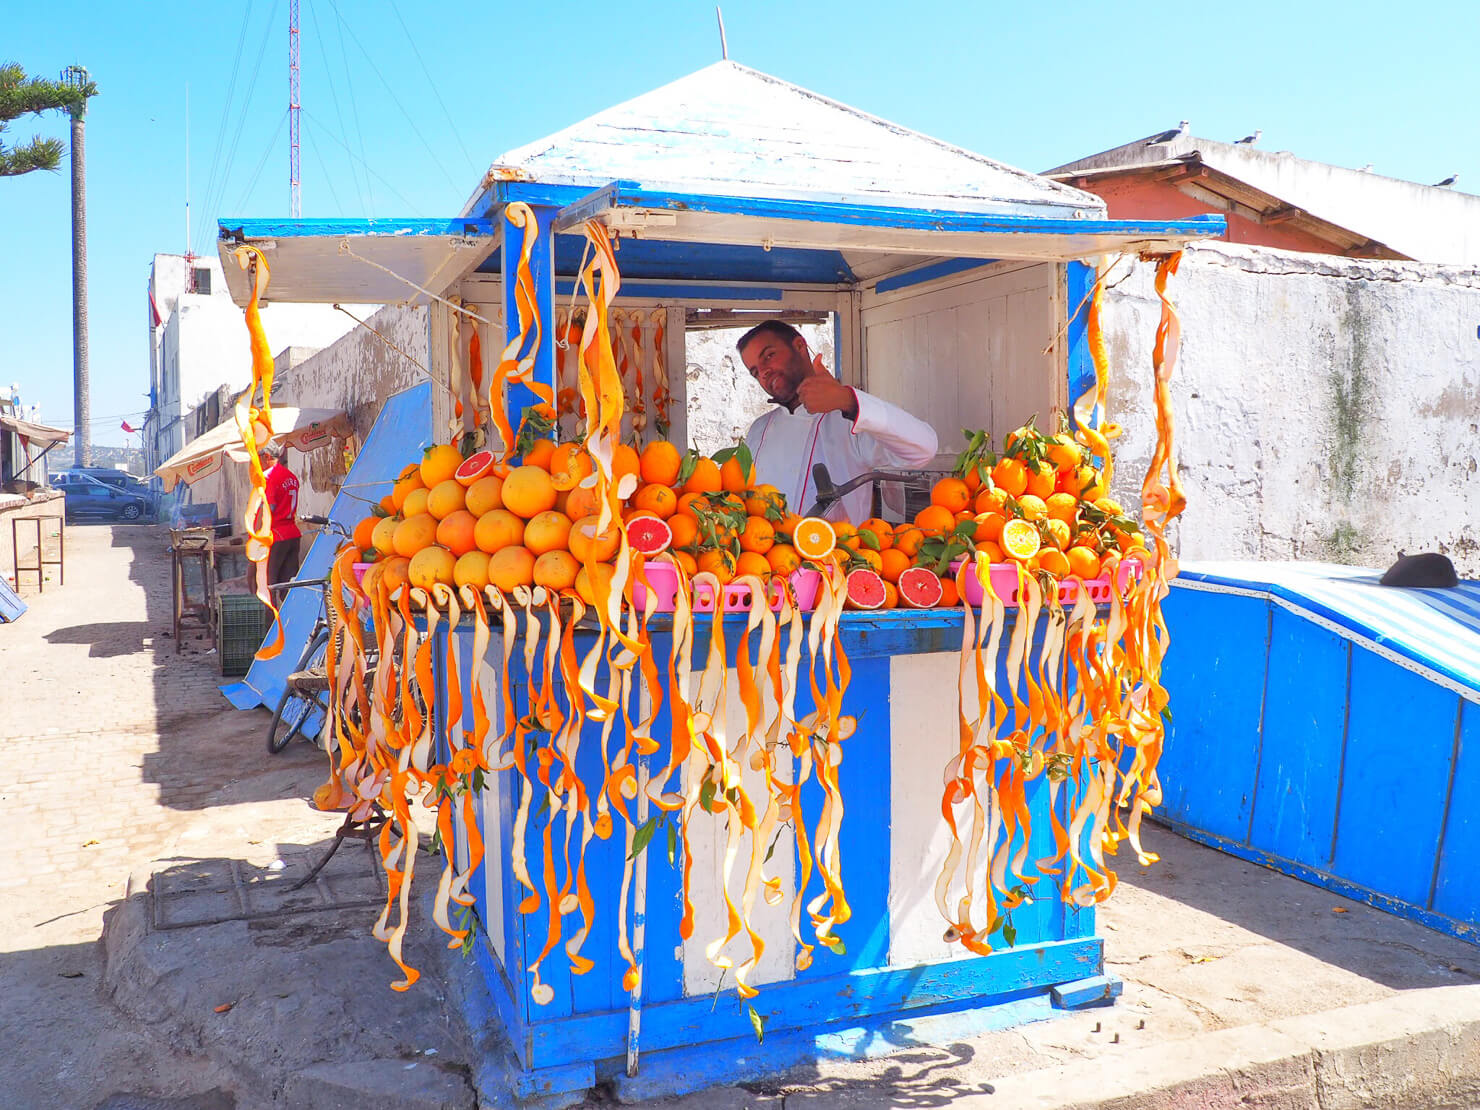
[266,631,330,754]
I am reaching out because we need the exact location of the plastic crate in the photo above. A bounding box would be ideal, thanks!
[217,593,273,676]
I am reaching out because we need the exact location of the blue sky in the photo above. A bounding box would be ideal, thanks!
[4,0,1476,448]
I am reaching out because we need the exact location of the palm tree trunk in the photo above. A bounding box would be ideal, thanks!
[70,111,89,467]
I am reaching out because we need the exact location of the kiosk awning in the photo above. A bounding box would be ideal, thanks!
[216,217,498,308]
[155,408,351,491]
[0,414,71,448]
[553,181,1226,264]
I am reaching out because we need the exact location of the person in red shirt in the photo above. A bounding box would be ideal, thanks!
[260,440,303,585]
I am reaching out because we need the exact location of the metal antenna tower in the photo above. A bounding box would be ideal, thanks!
[289,0,301,217]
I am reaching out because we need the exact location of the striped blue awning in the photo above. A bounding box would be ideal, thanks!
[1173,561,1480,701]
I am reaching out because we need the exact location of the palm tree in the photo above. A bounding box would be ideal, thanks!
[0,63,94,176]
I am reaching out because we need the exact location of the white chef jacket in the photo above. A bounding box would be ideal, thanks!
[744,389,939,523]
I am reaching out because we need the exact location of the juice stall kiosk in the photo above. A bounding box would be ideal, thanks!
[218,62,1224,1104]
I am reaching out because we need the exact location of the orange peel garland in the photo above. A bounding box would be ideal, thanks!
[934,254,1184,950]
[230,243,285,660]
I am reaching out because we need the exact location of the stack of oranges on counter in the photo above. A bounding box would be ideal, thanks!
[344,417,1146,613]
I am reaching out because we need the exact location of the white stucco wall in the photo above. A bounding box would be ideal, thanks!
[1105,243,1480,576]
[683,322,834,454]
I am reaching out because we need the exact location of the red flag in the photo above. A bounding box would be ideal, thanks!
[121,420,138,434]
[149,290,162,328]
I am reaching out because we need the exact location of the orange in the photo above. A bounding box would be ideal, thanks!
[1016,495,1048,522]
[612,443,641,483]
[739,515,776,554]
[1047,433,1083,472]
[567,485,604,522]
[978,540,1004,563]
[501,465,559,519]
[1000,519,1042,562]
[675,491,708,520]
[487,546,536,592]
[681,457,723,495]
[533,550,580,592]
[832,521,859,550]
[744,485,783,519]
[765,544,800,575]
[667,514,698,551]
[436,510,479,557]
[975,512,1006,543]
[1025,463,1055,500]
[408,544,456,590]
[453,550,491,590]
[1065,546,1101,580]
[465,474,505,516]
[1046,492,1079,524]
[1035,549,1071,578]
[1076,465,1107,502]
[696,548,736,584]
[914,504,956,535]
[574,562,617,606]
[380,555,412,595]
[1094,496,1125,517]
[880,581,900,609]
[524,510,573,556]
[522,437,556,470]
[631,483,677,519]
[549,443,593,491]
[426,479,467,520]
[991,457,1028,498]
[370,516,400,558]
[671,549,698,576]
[378,493,396,516]
[391,471,425,512]
[734,551,771,578]
[568,515,621,562]
[854,547,884,573]
[974,487,1009,516]
[930,477,971,513]
[719,454,753,494]
[963,466,983,495]
[858,518,895,550]
[401,487,431,519]
[392,513,438,558]
[352,516,380,551]
[419,444,465,489]
[893,526,926,558]
[360,562,386,597]
[1044,518,1072,550]
[639,440,682,487]
[474,509,525,554]
[791,518,836,561]
[879,548,911,583]
[938,578,959,608]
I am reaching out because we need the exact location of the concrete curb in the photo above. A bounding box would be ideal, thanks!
[921,985,1480,1110]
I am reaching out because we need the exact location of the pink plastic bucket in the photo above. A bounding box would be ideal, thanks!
[953,557,1143,608]
[631,560,822,614]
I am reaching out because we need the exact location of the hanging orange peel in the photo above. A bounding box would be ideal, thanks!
[302,228,1182,1011]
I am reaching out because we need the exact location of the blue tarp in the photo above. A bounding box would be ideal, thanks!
[0,575,26,622]
[221,382,433,717]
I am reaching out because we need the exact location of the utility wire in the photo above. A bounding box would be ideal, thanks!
[303,0,366,212]
[231,109,290,214]
[326,0,375,215]
[387,0,478,175]
[197,3,253,254]
[302,112,420,213]
[306,124,346,215]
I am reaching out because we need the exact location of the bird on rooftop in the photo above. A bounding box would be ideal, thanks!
[1234,129,1262,146]
[1359,163,1374,172]
[1434,173,1460,188]
[1145,120,1191,145]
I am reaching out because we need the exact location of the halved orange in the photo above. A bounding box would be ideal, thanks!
[791,517,837,561]
[1000,518,1042,562]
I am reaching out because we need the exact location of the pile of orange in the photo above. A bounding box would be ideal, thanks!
[346,419,1145,612]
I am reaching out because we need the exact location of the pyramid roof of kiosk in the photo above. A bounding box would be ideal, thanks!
[474,61,1104,220]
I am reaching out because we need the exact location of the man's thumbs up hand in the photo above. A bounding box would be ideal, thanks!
[795,354,860,420]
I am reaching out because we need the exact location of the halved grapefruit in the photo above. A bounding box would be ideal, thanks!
[625,513,673,555]
[843,567,887,610]
[896,565,945,609]
[455,449,495,487]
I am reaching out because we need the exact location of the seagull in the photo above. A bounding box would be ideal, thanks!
[1145,119,1191,145]
[1234,129,1262,146]
[1359,163,1374,172]
[1434,173,1460,188]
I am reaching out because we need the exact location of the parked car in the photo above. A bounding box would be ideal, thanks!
[59,466,159,514]
[53,472,152,523]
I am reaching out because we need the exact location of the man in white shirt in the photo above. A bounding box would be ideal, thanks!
[738,320,939,522]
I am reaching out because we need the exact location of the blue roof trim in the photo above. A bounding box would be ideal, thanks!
[218,217,497,240]
[557,181,1228,240]
[478,234,856,285]
[874,257,998,294]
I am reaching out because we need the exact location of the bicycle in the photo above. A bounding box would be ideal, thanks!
[265,515,368,755]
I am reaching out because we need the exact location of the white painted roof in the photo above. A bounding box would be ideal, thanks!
[486,61,1104,219]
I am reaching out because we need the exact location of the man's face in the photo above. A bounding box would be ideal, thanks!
[740,332,810,404]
